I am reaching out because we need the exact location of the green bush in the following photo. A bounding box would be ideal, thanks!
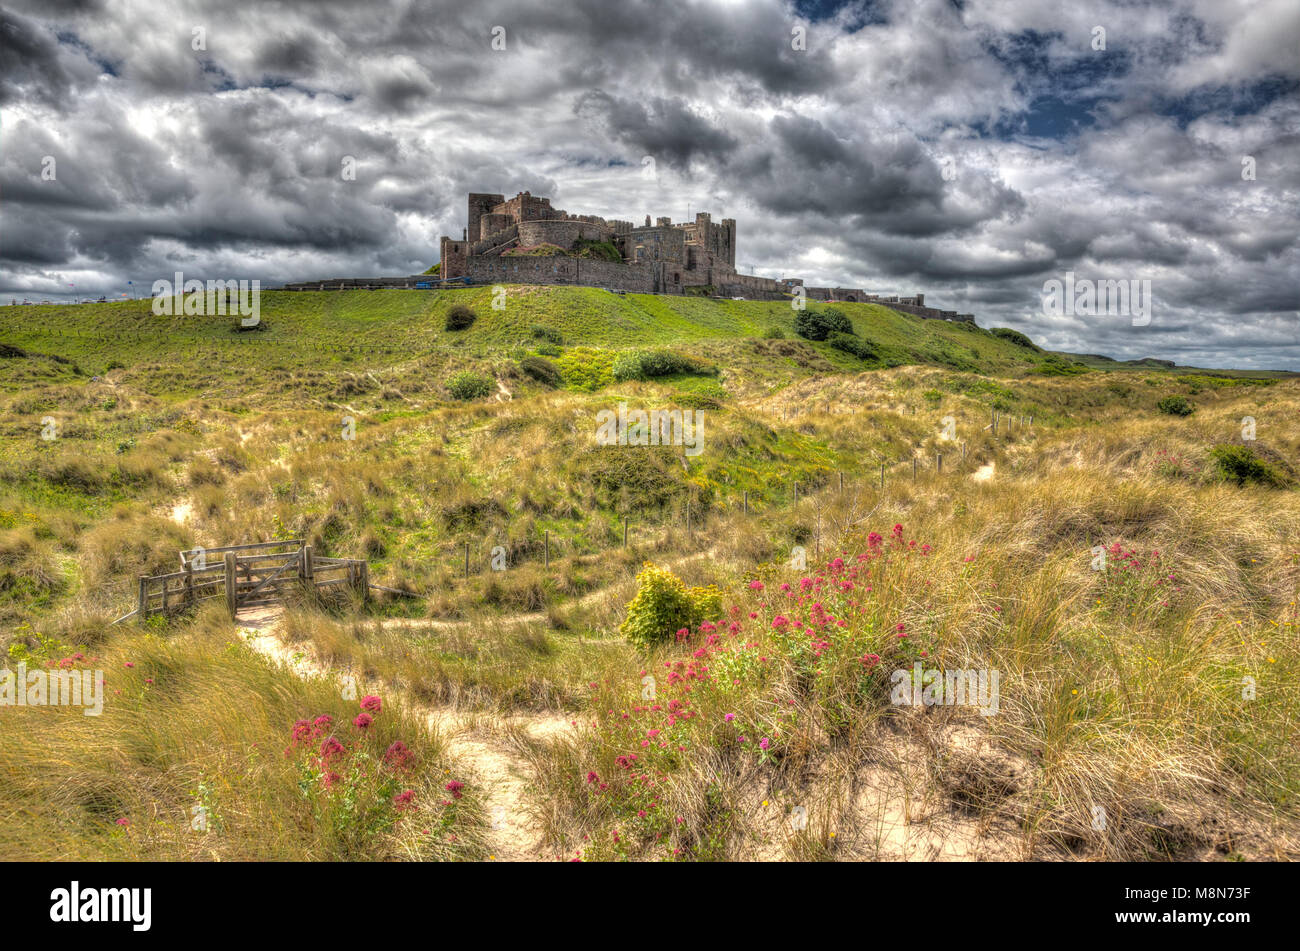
[990,327,1038,349]
[519,356,562,387]
[619,563,723,650]
[762,326,786,340]
[529,325,563,345]
[828,332,874,359]
[572,239,622,262]
[794,308,854,341]
[1210,444,1282,487]
[611,349,714,381]
[1157,395,1195,417]
[444,304,476,331]
[535,344,562,357]
[445,370,493,400]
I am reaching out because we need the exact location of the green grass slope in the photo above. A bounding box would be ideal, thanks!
[0,286,1051,390]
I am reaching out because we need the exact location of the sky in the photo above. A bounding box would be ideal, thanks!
[1,0,1297,368]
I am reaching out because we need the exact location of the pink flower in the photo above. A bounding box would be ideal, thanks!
[759,738,771,750]
[725,713,735,722]
[444,780,465,800]
[320,736,346,760]
[748,580,764,591]
[360,695,382,713]
[384,740,413,769]
[393,790,416,811]
[352,712,373,730]
[115,817,130,827]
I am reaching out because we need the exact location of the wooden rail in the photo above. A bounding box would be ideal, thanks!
[122,541,368,622]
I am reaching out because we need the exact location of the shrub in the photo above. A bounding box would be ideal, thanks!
[990,327,1039,349]
[619,564,721,650]
[1157,395,1195,417]
[529,325,563,345]
[445,370,493,400]
[444,304,476,331]
[827,332,874,360]
[519,356,562,387]
[762,326,786,340]
[611,349,714,381]
[1210,444,1283,487]
[794,308,854,341]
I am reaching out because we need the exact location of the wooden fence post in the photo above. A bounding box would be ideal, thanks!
[544,530,550,568]
[880,462,885,490]
[137,576,148,620]
[623,517,629,548]
[913,457,917,480]
[185,560,194,608]
[358,560,370,604]
[937,453,943,474]
[224,552,237,620]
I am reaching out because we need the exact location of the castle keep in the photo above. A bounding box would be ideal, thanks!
[436,190,750,297]
[284,189,974,321]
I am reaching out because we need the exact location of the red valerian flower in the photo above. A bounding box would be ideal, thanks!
[360,695,382,713]
[353,712,373,730]
[444,780,465,800]
[320,736,346,760]
[384,740,413,769]
[393,790,416,811]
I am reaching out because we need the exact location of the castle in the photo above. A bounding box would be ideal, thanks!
[284,189,974,321]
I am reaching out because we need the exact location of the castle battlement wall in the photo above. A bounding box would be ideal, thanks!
[283,188,975,321]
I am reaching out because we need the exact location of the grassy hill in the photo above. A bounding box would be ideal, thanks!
[1,286,1298,862]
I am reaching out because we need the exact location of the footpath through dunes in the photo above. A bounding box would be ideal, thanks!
[236,604,573,861]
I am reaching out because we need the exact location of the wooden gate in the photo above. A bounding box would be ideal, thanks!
[123,540,369,622]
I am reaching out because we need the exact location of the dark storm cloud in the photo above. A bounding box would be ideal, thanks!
[575,92,740,170]
[0,9,85,107]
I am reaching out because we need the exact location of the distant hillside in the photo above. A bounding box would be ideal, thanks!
[0,287,1055,386]
[2,288,1288,393]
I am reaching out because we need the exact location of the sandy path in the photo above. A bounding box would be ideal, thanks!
[236,604,570,861]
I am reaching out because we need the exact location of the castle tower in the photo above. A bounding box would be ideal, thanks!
[467,193,504,243]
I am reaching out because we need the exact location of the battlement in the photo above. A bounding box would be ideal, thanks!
[431,189,973,320]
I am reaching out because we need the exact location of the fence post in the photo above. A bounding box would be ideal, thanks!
[185,560,194,608]
[302,545,314,584]
[358,560,370,604]
[937,453,942,474]
[224,552,237,621]
[838,471,843,494]
[544,530,550,568]
[880,462,885,490]
[623,517,628,548]
[137,576,148,620]
[913,457,917,481]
